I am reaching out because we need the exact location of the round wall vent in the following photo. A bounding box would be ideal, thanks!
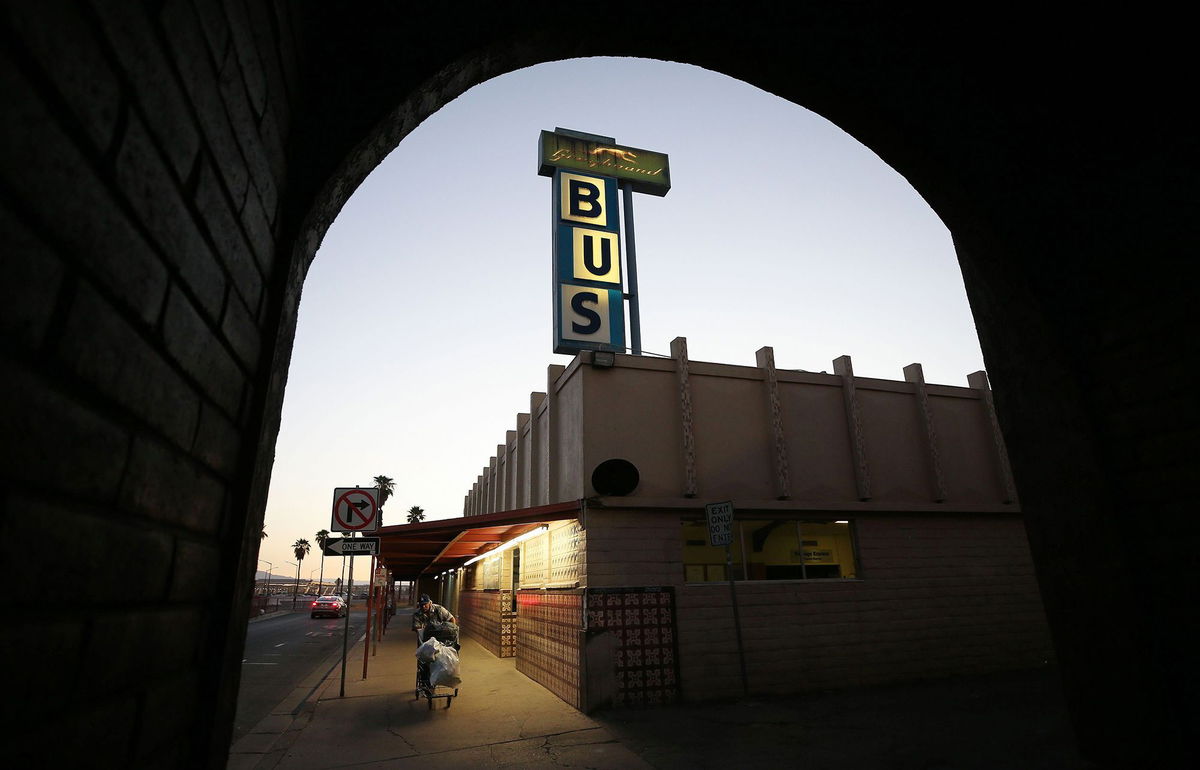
[591,458,640,496]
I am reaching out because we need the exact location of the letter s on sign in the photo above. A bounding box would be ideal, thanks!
[570,291,602,334]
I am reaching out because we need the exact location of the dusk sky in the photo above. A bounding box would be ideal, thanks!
[256,57,983,580]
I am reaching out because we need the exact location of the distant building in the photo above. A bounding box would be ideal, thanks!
[379,341,1051,710]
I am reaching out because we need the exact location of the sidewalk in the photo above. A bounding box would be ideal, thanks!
[230,615,1086,769]
[229,616,651,769]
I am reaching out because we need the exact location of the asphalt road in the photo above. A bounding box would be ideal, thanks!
[232,608,367,743]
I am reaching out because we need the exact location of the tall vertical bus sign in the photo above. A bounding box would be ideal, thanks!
[539,129,670,356]
[552,168,625,354]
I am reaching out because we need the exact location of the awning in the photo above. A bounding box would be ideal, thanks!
[374,500,583,578]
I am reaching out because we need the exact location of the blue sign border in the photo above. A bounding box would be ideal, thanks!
[552,169,626,355]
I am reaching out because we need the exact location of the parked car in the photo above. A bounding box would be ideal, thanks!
[310,595,347,618]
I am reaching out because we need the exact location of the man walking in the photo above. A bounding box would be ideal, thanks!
[412,593,459,649]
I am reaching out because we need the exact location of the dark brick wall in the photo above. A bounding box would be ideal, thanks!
[0,2,1192,766]
[0,0,296,764]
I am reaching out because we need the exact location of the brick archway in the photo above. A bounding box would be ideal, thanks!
[1,3,1190,766]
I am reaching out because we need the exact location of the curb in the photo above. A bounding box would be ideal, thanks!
[228,632,368,770]
[247,609,297,624]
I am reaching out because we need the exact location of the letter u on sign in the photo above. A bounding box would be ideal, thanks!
[572,228,621,284]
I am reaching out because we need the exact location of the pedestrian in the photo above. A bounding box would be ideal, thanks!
[412,593,459,649]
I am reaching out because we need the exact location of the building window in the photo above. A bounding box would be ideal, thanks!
[682,519,857,582]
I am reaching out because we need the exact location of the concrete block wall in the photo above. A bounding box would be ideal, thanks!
[0,1,297,763]
[587,509,1051,701]
[516,590,583,709]
[458,590,504,656]
[465,365,568,516]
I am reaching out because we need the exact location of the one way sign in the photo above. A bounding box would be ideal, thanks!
[323,537,380,556]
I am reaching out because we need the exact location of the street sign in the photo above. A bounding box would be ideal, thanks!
[323,536,380,556]
[331,487,380,532]
[705,501,734,547]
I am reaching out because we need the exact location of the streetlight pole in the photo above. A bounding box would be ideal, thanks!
[318,546,326,597]
[257,559,272,595]
[257,559,272,614]
[287,561,298,609]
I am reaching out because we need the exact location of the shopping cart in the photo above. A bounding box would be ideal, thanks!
[414,623,460,709]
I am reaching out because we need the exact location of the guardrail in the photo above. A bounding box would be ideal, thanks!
[248,595,283,618]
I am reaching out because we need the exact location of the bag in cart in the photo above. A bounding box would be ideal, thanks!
[414,636,462,709]
[430,645,461,687]
[415,636,462,687]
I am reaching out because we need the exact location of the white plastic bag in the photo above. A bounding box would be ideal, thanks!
[416,636,442,663]
[430,645,462,687]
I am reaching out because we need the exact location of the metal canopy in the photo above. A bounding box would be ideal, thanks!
[373,500,582,578]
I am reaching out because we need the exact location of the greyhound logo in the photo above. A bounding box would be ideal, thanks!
[590,146,639,163]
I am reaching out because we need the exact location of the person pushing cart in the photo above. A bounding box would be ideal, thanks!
[412,594,459,649]
[412,594,461,708]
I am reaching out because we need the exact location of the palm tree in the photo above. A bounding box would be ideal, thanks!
[315,529,330,594]
[291,538,310,608]
[373,474,395,508]
[406,505,425,524]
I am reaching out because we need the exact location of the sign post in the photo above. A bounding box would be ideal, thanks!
[363,555,375,678]
[706,501,748,697]
[339,531,353,697]
[330,486,380,696]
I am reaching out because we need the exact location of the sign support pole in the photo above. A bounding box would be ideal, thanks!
[726,545,749,697]
[362,555,374,678]
[622,182,642,355]
[339,533,354,697]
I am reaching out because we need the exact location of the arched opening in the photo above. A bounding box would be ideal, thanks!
[260,56,984,548]
[245,58,1002,741]
[248,18,1190,765]
[4,5,1189,767]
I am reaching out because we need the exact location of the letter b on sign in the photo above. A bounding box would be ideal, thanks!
[569,179,601,218]
[559,171,611,228]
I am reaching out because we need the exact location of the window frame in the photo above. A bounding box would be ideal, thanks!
[681,515,859,584]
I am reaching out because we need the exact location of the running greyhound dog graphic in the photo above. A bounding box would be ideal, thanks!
[590,146,638,162]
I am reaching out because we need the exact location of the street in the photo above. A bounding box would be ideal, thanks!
[232,607,367,743]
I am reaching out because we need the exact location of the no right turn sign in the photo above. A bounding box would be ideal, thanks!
[331,487,381,532]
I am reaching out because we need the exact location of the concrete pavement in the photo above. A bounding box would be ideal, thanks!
[229,613,651,769]
[230,612,1086,769]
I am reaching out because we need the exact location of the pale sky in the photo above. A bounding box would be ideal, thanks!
[257,57,983,580]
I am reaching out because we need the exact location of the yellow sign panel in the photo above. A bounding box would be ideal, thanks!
[571,228,621,284]
[559,171,611,227]
[560,284,612,344]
